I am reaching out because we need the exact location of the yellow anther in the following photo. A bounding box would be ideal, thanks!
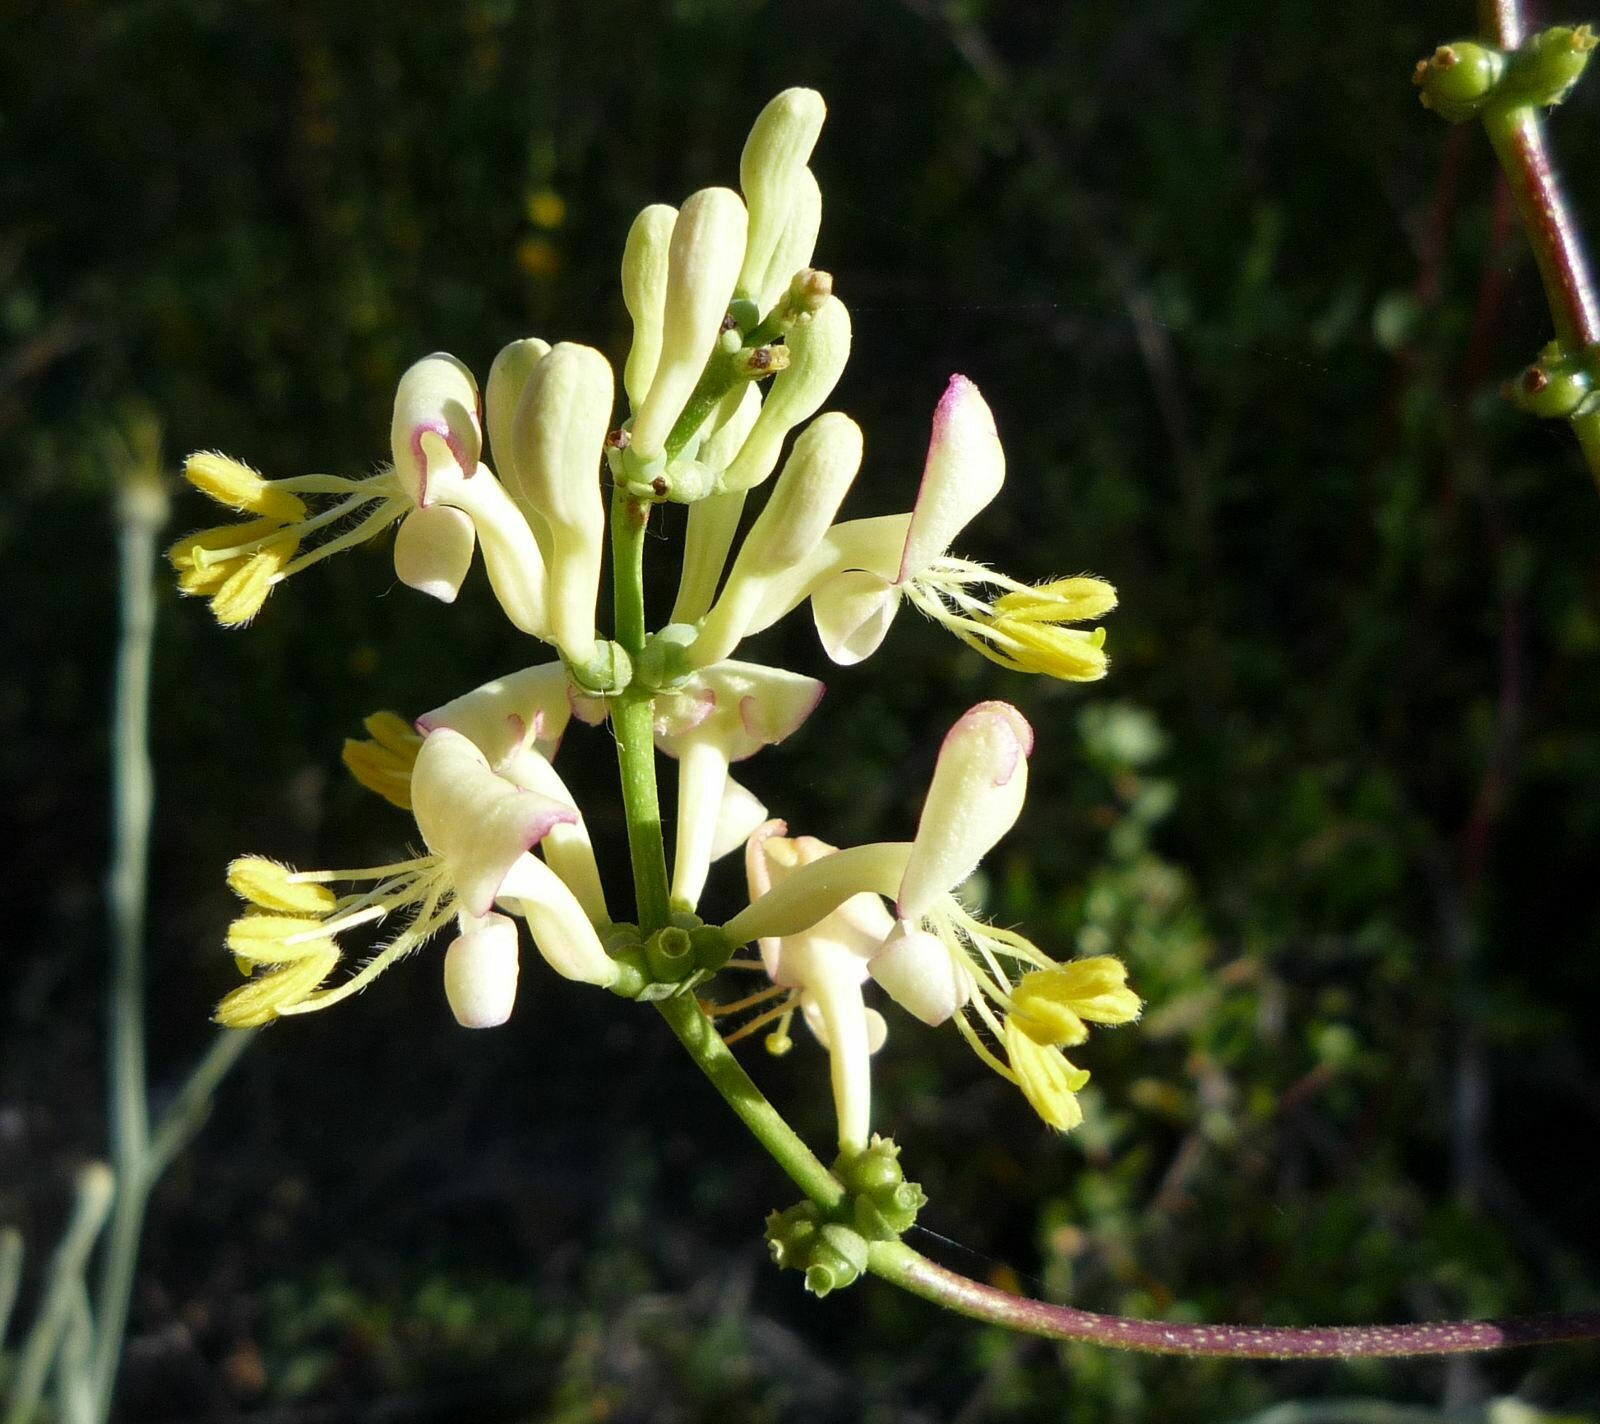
[227,857,338,915]
[167,518,284,573]
[226,913,333,961]
[209,536,298,627]
[341,712,421,810]
[986,618,1108,681]
[1003,1019,1089,1132]
[185,451,307,522]
[993,576,1118,624]
[362,711,423,759]
[1010,957,1140,1048]
[214,946,340,1028]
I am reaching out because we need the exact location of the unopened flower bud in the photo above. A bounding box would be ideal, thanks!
[485,338,551,495]
[620,204,678,412]
[1413,41,1506,122]
[1505,343,1599,419]
[510,342,614,663]
[630,188,749,461]
[443,913,521,1028]
[738,88,827,311]
[737,412,863,570]
[1504,25,1595,109]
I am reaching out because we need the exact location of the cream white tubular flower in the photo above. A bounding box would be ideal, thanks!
[670,385,764,626]
[416,664,607,923]
[620,203,678,415]
[722,701,1139,1134]
[687,412,864,669]
[507,343,614,665]
[717,294,851,494]
[810,372,1002,663]
[737,88,826,313]
[812,374,1116,679]
[629,187,749,463]
[896,700,1032,923]
[656,661,825,912]
[745,170,822,323]
[745,822,891,1153]
[218,728,617,1029]
[169,353,548,634]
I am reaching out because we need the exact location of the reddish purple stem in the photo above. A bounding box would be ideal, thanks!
[878,1245,1600,1359]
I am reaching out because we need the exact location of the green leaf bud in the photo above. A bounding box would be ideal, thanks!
[1412,41,1506,123]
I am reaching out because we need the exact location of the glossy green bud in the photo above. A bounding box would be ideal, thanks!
[1413,41,1506,122]
[1504,25,1596,108]
[764,1203,868,1297]
[1505,343,1600,419]
[834,1136,928,1239]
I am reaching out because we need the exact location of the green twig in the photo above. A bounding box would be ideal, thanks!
[4,1165,113,1424]
[0,1230,23,1353]
[146,1028,257,1181]
[90,472,167,1417]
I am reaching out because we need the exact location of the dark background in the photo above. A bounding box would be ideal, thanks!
[3,1,1598,1420]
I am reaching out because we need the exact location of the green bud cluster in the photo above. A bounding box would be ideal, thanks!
[1504,340,1600,420]
[604,916,734,1001]
[765,1136,927,1296]
[1414,26,1595,123]
[833,1135,928,1240]
[765,1202,869,1298]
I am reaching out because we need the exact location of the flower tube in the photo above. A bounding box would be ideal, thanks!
[656,660,825,911]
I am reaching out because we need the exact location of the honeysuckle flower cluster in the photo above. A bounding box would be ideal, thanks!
[173,88,1138,1172]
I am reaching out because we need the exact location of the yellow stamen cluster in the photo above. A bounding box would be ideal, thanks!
[168,452,405,627]
[906,564,1118,682]
[215,852,455,1027]
[925,898,1140,1131]
[341,711,423,810]
[218,857,341,1027]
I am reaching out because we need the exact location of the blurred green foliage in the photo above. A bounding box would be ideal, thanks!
[3,0,1598,1420]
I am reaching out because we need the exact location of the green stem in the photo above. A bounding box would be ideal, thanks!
[653,996,844,1211]
[90,479,165,1418]
[603,481,841,1209]
[1480,104,1599,351]
[609,486,671,932]
[5,1166,113,1424]
[145,1029,256,1180]
[0,1229,23,1353]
